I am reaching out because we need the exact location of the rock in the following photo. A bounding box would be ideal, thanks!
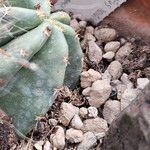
[121,88,138,110]
[77,132,97,150]
[115,42,133,61]
[120,38,127,45]
[71,114,83,130]
[86,26,94,35]
[95,132,106,140]
[94,28,117,42]
[103,84,150,150]
[107,61,123,80]
[103,100,121,124]
[102,70,112,83]
[116,84,127,100]
[82,87,91,96]
[70,18,80,32]
[79,21,87,28]
[88,41,103,63]
[103,51,115,60]
[82,117,108,133]
[121,73,133,88]
[84,32,96,42]
[104,41,120,53]
[80,69,101,88]
[34,141,44,150]
[50,126,65,150]
[43,141,51,150]
[88,80,112,107]
[66,128,83,143]
[137,78,149,90]
[88,106,98,118]
[49,119,58,126]
[59,102,79,126]
[79,107,88,118]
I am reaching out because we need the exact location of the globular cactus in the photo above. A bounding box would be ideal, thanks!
[0,0,83,136]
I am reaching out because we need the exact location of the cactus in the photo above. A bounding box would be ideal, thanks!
[0,0,83,136]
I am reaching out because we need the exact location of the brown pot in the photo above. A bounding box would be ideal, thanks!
[104,0,150,45]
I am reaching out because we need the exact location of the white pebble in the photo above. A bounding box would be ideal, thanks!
[79,107,88,118]
[104,41,120,53]
[71,114,83,130]
[88,106,98,118]
[103,51,115,60]
[66,128,83,143]
[137,78,149,90]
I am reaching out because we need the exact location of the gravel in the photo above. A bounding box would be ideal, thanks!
[115,42,133,61]
[107,60,123,80]
[77,132,97,150]
[88,106,98,118]
[87,41,103,63]
[103,100,121,124]
[94,28,117,42]
[66,128,83,143]
[80,69,101,88]
[71,114,83,130]
[104,41,120,53]
[59,102,79,126]
[88,80,112,107]
[81,117,108,133]
[50,126,65,150]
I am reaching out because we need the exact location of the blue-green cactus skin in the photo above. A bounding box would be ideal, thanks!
[0,1,83,136]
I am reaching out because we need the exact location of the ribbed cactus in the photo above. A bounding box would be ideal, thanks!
[0,0,82,135]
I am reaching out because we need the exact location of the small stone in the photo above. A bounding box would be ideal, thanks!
[95,132,106,140]
[43,141,51,150]
[103,100,121,124]
[137,78,149,90]
[82,117,108,133]
[88,106,98,118]
[102,70,112,83]
[49,119,58,126]
[120,38,127,45]
[59,102,79,126]
[84,32,96,42]
[71,114,83,130]
[115,42,133,61]
[94,28,117,42]
[107,61,123,80]
[86,26,94,35]
[66,128,83,143]
[80,69,101,88]
[34,141,44,150]
[82,87,91,96]
[103,51,115,60]
[104,41,120,53]
[77,132,97,150]
[121,73,133,88]
[88,80,112,107]
[70,18,80,32]
[116,84,127,100]
[111,80,122,86]
[50,126,65,150]
[79,20,87,28]
[79,107,88,118]
[88,41,103,63]
[121,88,138,110]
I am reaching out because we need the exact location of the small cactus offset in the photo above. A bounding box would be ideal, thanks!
[0,0,83,135]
